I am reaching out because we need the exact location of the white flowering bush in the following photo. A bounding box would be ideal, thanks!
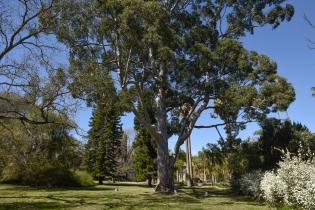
[260,150,315,210]
[239,170,263,199]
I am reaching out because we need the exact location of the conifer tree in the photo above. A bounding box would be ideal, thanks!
[133,125,157,186]
[133,92,157,187]
[86,103,123,184]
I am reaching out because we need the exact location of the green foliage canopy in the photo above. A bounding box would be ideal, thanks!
[53,0,296,191]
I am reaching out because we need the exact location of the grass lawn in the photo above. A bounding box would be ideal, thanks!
[0,183,274,210]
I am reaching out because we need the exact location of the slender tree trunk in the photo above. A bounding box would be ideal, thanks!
[155,137,174,193]
[98,177,104,185]
[186,137,193,187]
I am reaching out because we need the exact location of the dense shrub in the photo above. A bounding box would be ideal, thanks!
[260,151,315,210]
[32,167,80,187]
[1,166,94,187]
[0,164,24,184]
[72,170,95,187]
[0,120,86,187]
[239,170,263,199]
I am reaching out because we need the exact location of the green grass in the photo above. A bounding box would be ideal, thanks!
[0,183,274,210]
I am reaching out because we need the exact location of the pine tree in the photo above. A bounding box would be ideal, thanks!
[133,96,157,186]
[133,126,157,186]
[86,103,122,184]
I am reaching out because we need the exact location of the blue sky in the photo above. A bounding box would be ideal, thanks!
[75,0,315,154]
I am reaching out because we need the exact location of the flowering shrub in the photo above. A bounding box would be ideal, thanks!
[260,151,315,210]
[239,170,263,199]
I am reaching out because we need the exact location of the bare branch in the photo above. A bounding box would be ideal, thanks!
[194,120,256,129]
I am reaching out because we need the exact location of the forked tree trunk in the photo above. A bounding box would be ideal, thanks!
[155,138,174,193]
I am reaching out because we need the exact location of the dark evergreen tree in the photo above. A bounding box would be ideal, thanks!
[258,118,315,170]
[86,103,123,184]
[228,118,315,184]
[133,126,157,186]
[133,93,157,187]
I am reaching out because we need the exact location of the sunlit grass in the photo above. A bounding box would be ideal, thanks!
[0,183,274,210]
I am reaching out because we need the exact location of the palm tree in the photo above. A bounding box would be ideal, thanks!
[204,144,224,185]
[197,148,208,183]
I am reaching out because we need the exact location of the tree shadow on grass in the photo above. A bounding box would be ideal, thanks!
[179,186,266,207]
[0,202,70,210]
[100,192,202,210]
[140,193,200,204]
[0,184,115,192]
[0,194,104,210]
[104,182,153,188]
[179,186,231,198]
[0,185,267,210]
[44,186,115,192]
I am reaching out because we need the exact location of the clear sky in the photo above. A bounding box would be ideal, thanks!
[75,0,315,154]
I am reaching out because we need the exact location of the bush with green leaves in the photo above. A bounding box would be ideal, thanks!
[0,118,85,187]
[2,165,94,187]
[260,150,315,210]
[72,170,95,187]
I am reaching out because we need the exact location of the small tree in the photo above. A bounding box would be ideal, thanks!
[133,127,157,186]
[204,144,224,185]
[174,148,186,183]
[133,94,157,186]
[197,148,209,183]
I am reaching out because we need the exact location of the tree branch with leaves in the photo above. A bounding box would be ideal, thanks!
[54,0,295,192]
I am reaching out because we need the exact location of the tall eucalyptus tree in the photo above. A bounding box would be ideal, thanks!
[54,0,295,192]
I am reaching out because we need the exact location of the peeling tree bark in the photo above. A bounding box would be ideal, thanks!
[154,79,175,192]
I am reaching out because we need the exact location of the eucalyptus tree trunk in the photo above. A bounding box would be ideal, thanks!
[155,137,174,192]
[154,86,175,193]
